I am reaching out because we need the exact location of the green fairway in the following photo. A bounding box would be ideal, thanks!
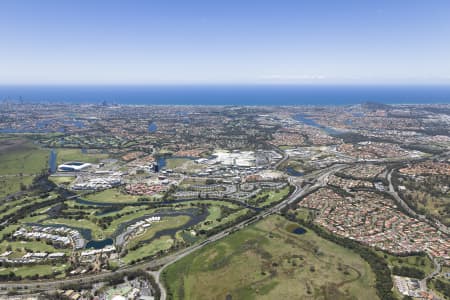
[0,240,70,254]
[56,148,109,164]
[0,175,34,198]
[200,206,221,227]
[49,176,76,185]
[126,215,191,249]
[248,186,290,207]
[0,139,49,176]
[43,218,104,240]
[194,208,250,232]
[0,263,67,279]
[103,207,159,236]
[163,215,378,300]
[0,225,20,241]
[123,235,174,264]
[84,188,140,203]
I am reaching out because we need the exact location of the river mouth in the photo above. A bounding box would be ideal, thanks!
[294,114,344,136]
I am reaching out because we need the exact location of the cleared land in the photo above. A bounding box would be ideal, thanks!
[123,235,174,264]
[163,215,378,300]
[56,148,109,164]
[84,188,141,203]
[0,139,49,175]
[0,138,49,198]
[165,158,191,169]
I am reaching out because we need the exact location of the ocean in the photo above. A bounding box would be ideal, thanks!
[0,85,449,106]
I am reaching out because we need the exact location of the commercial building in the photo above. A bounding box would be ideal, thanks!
[58,161,92,172]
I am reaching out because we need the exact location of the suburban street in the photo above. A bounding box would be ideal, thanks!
[0,160,445,299]
[0,163,343,296]
[387,169,449,234]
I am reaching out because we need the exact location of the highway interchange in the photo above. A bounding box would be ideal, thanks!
[0,155,447,299]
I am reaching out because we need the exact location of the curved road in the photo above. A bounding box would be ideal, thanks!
[387,169,449,234]
[0,164,345,297]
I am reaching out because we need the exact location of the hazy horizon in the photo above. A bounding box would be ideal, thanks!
[2,84,450,105]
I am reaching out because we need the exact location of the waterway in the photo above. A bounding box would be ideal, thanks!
[294,114,344,136]
[33,207,208,249]
[85,238,113,249]
[155,155,166,169]
[285,167,303,177]
[75,197,259,211]
[148,122,157,133]
[114,208,209,246]
[48,149,57,173]
[292,227,307,235]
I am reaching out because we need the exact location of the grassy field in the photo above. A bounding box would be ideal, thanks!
[56,148,109,164]
[0,263,67,278]
[126,215,191,249]
[165,158,191,169]
[259,186,290,207]
[103,207,159,236]
[0,175,34,198]
[48,176,76,185]
[0,240,70,254]
[163,215,378,300]
[194,208,249,232]
[0,139,49,175]
[43,218,104,240]
[0,225,20,241]
[0,194,58,221]
[248,186,290,207]
[375,251,434,276]
[178,200,240,209]
[123,235,174,264]
[200,206,221,228]
[0,138,49,197]
[84,188,140,203]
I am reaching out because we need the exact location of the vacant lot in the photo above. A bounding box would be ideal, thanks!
[123,235,174,264]
[0,139,49,175]
[84,188,140,203]
[56,148,109,164]
[0,138,49,198]
[163,215,378,300]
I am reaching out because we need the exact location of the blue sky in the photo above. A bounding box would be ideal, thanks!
[1,0,449,85]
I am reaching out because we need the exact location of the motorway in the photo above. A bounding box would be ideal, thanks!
[5,159,440,297]
[386,169,447,299]
[0,162,345,296]
[386,169,449,235]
